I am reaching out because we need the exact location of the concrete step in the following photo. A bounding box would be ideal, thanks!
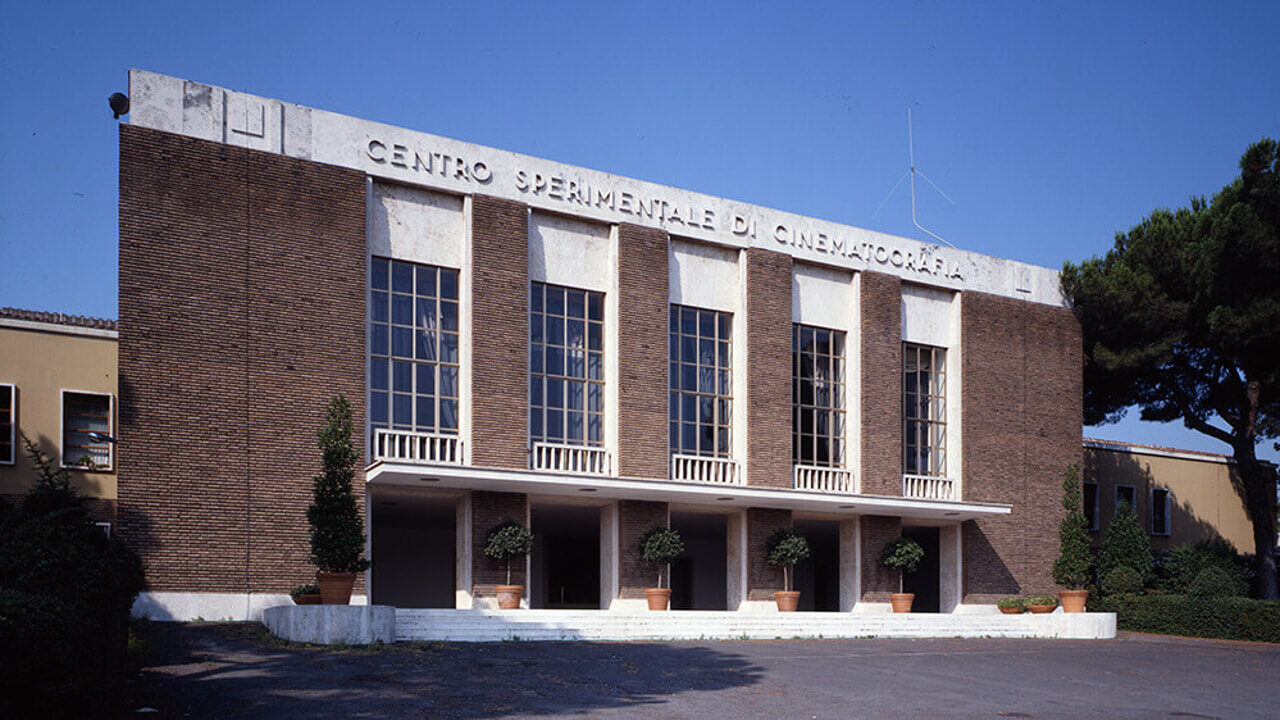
[394,609,1115,642]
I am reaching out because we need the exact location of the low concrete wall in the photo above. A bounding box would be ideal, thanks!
[262,605,396,645]
[132,592,370,622]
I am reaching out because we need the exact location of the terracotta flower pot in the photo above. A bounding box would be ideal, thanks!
[1026,604,1055,614]
[645,588,672,611]
[774,591,800,612]
[890,593,915,613]
[495,585,524,609]
[294,593,322,605]
[998,605,1024,614]
[316,572,356,605]
[1059,589,1088,614]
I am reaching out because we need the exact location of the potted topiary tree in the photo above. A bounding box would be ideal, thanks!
[640,527,684,610]
[484,520,533,609]
[306,395,370,605]
[1052,464,1092,612]
[880,536,925,613]
[766,528,811,612]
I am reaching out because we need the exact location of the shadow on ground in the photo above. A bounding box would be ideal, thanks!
[134,622,763,719]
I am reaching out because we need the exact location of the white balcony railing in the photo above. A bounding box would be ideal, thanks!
[793,465,857,494]
[373,428,465,466]
[670,454,742,485]
[531,442,611,476]
[902,474,957,500]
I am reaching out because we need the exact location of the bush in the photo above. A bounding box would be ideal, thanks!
[0,434,146,718]
[289,583,320,599]
[1159,540,1248,596]
[640,527,684,589]
[765,529,811,592]
[1052,464,1092,590]
[484,521,534,586]
[1187,566,1241,598]
[997,597,1026,610]
[1089,594,1280,643]
[1097,500,1154,587]
[1100,566,1144,596]
[1025,595,1058,607]
[307,396,370,574]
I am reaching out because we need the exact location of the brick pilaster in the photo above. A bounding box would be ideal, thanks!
[745,249,793,488]
[618,500,669,598]
[616,223,670,479]
[860,271,903,495]
[471,491,530,596]
[860,515,903,602]
[746,507,793,601]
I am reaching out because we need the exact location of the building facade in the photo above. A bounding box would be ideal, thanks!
[1082,438,1264,554]
[120,70,1081,620]
[0,308,119,526]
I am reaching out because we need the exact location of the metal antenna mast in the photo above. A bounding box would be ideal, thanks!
[873,108,957,248]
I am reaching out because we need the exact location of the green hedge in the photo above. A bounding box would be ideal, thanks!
[1090,594,1280,643]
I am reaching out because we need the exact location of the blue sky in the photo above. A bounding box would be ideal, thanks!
[1,1,1277,460]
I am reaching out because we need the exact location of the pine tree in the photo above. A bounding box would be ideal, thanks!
[1052,464,1093,589]
[1097,500,1154,586]
[306,395,370,574]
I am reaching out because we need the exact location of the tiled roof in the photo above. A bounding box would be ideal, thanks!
[0,306,118,331]
[1084,437,1233,460]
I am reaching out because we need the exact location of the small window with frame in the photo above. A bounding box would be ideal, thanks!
[1150,487,1171,536]
[1115,484,1136,516]
[61,390,113,471]
[1083,481,1099,532]
[0,383,14,465]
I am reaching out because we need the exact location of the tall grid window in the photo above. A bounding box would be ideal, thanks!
[369,258,459,436]
[529,282,604,447]
[61,390,112,469]
[669,305,732,457]
[903,343,946,477]
[793,325,846,467]
[1150,487,1171,536]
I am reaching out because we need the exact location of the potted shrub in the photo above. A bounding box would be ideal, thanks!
[640,527,684,610]
[1025,595,1058,613]
[484,520,533,609]
[1051,464,1092,613]
[997,597,1026,614]
[290,583,321,605]
[880,536,925,613]
[306,395,370,605]
[766,528,811,612]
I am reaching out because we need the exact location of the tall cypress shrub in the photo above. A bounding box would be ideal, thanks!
[1098,499,1154,586]
[306,396,370,574]
[1052,464,1092,589]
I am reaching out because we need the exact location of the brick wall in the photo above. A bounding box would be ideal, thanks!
[746,507,792,601]
[744,249,793,488]
[616,224,670,480]
[860,515,903,601]
[618,500,668,598]
[860,271,902,496]
[118,125,366,595]
[470,491,530,596]
[469,195,529,470]
[961,291,1082,602]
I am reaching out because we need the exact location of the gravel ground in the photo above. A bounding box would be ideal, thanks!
[127,622,1280,719]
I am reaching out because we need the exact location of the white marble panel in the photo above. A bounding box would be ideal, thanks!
[529,212,609,291]
[669,239,738,311]
[368,183,463,268]
[901,283,955,347]
[792,263,854,331]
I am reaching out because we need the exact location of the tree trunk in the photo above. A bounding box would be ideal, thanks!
[1234,445,1279,601]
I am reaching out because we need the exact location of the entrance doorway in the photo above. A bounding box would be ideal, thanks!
[530,505,600,609]
[793,519,840,611]
[370,492,455,608]
[902,525,940,612]
[669,512,728,610]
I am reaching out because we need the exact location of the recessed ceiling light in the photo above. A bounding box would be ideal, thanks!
[945,512,960,516]
[419,477,439,482]
[578,488,597,493]
[381,501,399,506]
[716,497,734,502]
[838,505,856,509]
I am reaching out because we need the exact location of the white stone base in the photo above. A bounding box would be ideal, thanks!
[132,592,369,621]
[395,609,1116,642]
[263,605,396,645]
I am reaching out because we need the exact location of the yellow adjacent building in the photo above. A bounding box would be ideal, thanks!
[0,307,118,524]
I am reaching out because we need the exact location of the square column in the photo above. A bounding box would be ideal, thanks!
[616,500,669,610]
[857,515,902,611]
[744,507,792,610]
[470,490,529,608]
